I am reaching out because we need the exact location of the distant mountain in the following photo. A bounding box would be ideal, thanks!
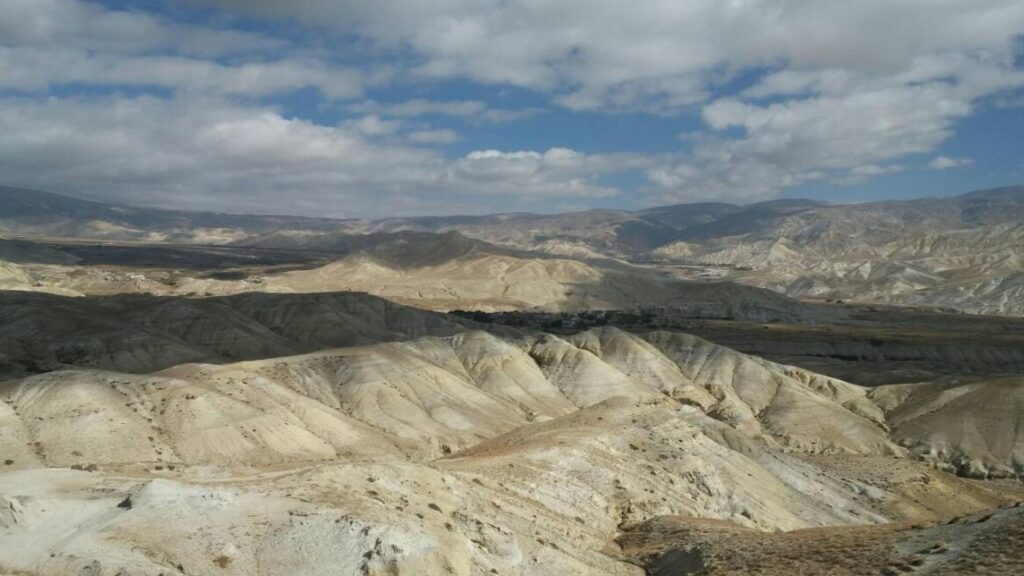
[3,184,1024,315]
[235,229,536,268]
[0,186,789,255]
[0,185,343,242]
[648,186,1024,316]
[363,208,687,256]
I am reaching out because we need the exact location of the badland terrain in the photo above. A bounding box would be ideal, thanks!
[2,185,1023,575]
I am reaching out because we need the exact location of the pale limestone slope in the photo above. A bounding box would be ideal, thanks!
[640,330,895,454]
[270,251,807,316]
[0,463,642,576]
[3,369,408,467]
[871,377,1024,478]
[445,330,578,418]
[1,329,1022,576]
[441,399,887,533]
[1,328,901,471]
[566,328,716,408]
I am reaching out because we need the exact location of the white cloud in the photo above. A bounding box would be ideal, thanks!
[0,48,365,98]
[3,0,1023,211]
[831,164,905,186]
[183,0,1024,205]
[199,0,1024,112]
[0,96,635,217]
[343,115,403,137]
[849,165,904,177]
[702,84,973,171]
[445,148,652,198]
[407,129,461,144]
[994,93,1024,108]
[648,54,1024,203]
[928,155,974,170]
[0,1,364,99]
[349,99,542,123]
[2,0,283,56]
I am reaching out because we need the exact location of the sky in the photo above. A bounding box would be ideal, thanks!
[1,0,1023,218]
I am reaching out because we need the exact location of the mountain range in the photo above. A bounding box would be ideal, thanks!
[3,184,1024,316]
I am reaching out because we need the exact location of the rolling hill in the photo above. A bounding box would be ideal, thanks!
[2,320,1022,575]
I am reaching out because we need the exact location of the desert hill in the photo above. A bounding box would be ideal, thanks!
[3,185,1024,574]
[0,231,815,316]
[234,229,518,267]
[2,324,1023,575]
[1,327,901,466]
[271,186,1024,316]
[4,323,1022,482]
[871,376,1024,478]
[268,243,810,314]
[0,288,818,380]
[0,290,486,378]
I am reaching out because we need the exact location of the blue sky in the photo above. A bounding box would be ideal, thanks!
[0,0,1022,218]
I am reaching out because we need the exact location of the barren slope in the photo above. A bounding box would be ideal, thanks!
[871,377,1024,478]
[0,290,485,378]
[0,232,813,317]
[616,504,1024,576]
[0,327,901,467]
[2,324,1022,575]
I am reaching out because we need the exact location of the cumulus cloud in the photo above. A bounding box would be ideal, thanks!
[343,115,403,137]
[0,96,634,216]
[2,0,1023,212]
[349,99,543,123]
[407,129,461,144]
[928,156,974,170]
[446,148,648,198]
[0,48,365,98]
[2,0,282,56]
[995,93,1024,108]
[188,1,1024,205]
[199,0,1024,111]
[649,53,1023,202]
[0,0,364,98]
